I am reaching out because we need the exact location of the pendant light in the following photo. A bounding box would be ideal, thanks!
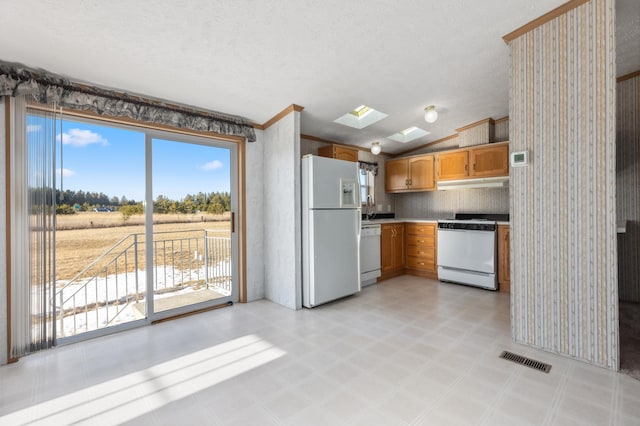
[424,105,438,123]
[371,141,381,155]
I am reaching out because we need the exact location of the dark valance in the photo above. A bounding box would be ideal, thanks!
[359,160,378,176]
[0,61,256,142]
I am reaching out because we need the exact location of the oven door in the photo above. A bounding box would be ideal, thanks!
[437,228,496,274]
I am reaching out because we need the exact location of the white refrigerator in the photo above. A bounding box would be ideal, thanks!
[302,155,361,308]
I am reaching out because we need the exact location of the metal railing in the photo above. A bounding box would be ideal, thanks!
[54,230,232,338]
[204,230,232,295]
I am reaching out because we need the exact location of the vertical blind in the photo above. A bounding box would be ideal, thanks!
[9,96,57,358]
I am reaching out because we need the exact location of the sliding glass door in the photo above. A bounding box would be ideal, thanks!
[18,109,238,349]
[148,134,237,319]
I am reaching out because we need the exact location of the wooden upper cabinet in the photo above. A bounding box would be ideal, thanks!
[470,143,509,177]
[385,158,410,192]
[385,155,435,193]
[408,156,435,190]
[317,144,359,162]
[437,150,469,181]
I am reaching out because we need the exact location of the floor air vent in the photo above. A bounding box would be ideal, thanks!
[499,351,552,373]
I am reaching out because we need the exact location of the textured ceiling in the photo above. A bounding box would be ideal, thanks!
[0,0,637,154]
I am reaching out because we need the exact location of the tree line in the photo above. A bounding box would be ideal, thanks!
[49,189,231,215]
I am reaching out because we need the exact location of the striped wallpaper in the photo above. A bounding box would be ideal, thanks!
[617,74,640,302]
[458,121,495,147]
[509,0,618,369]
[395,188,509,219]
[406,136,460,156]
[495,119,509,142]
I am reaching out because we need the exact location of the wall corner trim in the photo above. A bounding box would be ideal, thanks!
[300,133,390,155]
[617,70,640,83]
[255,104,304,130]
[502,0,591,44]
[393,134,459,157]
[455,118,495,133]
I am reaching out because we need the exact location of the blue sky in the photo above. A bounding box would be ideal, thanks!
[27,116,231,202]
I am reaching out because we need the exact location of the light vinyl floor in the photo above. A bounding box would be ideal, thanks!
[1,275,639,425]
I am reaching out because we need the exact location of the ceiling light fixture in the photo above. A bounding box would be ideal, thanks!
[424,105,438,123]
[371,141,381,155]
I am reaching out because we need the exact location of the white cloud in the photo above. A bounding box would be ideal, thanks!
[202,160,223,171]
[56,168,76,178]
[27,124,42,133]
[56,128,109,147]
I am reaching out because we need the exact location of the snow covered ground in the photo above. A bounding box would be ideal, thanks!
[51,261,232,338]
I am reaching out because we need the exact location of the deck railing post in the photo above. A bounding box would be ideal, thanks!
[204,230,210,290]
[59,289,64,338]
[134,234,139,301]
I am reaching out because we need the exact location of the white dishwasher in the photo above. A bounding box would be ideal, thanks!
[360,223,382,286]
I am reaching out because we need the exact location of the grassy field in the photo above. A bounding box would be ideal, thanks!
[55,212,231,280]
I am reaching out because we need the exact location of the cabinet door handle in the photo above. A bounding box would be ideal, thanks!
[417,240,424,243]
[418,262,425,265]
[465,164,468,171]
[473,163,476,171]
[408,178,412,186]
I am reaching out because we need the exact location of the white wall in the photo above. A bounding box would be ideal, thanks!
[262,111,302,309]
[0,98,7,365]
[244,130,265,301]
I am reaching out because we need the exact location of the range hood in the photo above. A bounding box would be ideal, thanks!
[437,176,509,190]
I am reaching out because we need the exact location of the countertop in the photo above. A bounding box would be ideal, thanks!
[362,218,511,225]
[362,218,626,232]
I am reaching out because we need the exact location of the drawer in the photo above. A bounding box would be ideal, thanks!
[406,235,435,247]
[406,247,435,259]
[406,223,436,236]
[407,256,435,270]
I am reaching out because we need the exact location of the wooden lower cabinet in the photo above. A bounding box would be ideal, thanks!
[405,223,437,278]
[497,224,510,292]
[380,223,405,280]
[379,222,437,282]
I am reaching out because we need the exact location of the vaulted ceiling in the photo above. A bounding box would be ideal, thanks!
[0,1,637,154]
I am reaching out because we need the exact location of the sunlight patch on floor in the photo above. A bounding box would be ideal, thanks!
[1,335,285,425]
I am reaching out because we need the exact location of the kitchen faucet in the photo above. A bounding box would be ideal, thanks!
[365,194,376,220]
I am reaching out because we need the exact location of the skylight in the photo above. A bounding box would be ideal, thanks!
[388,126,430,143]
[334,105,388,129]
[350,105,372,118]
